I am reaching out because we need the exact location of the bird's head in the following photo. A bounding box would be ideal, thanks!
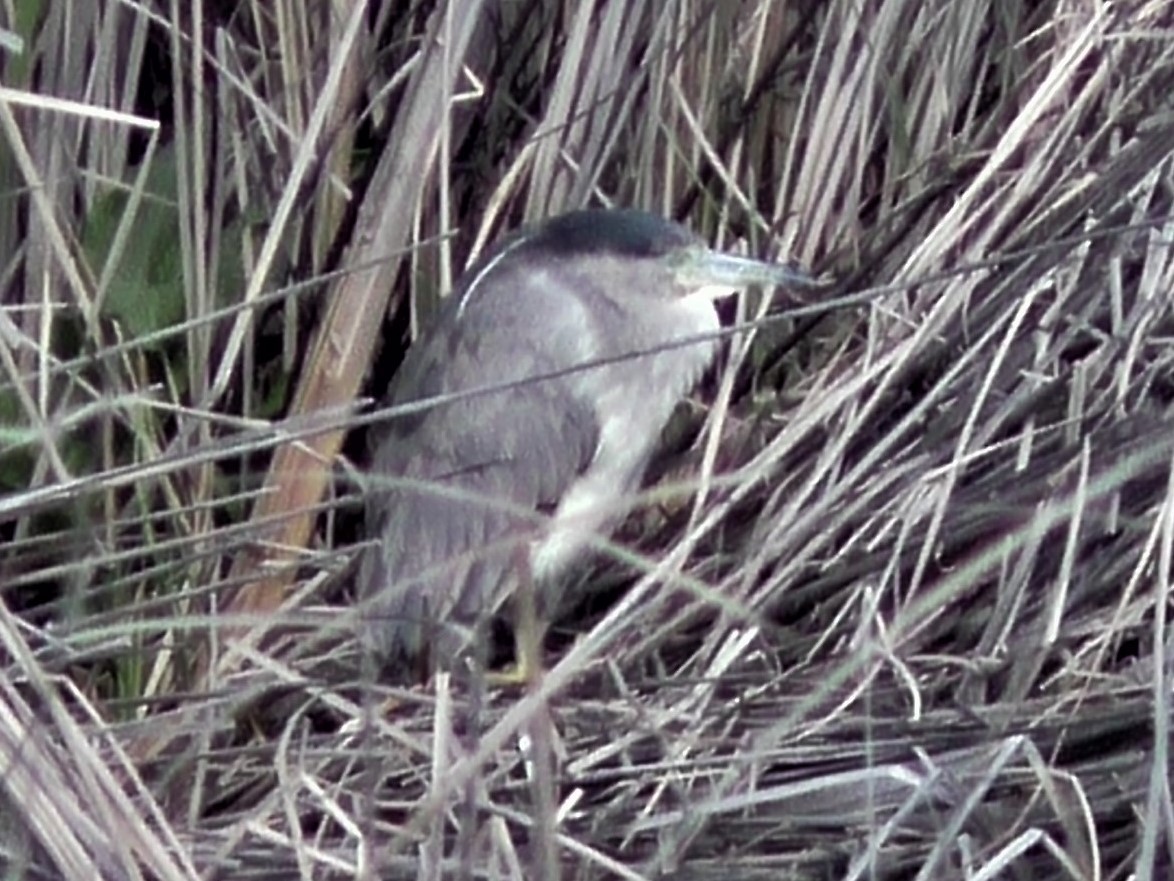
[500,209,817,302]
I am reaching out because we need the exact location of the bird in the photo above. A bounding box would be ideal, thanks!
[358,208,817,679]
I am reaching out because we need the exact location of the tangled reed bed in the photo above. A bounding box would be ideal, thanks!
[2,1,1174,879]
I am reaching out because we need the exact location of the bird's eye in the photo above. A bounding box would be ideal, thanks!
[665,245,702,267]
[664,245,706,278]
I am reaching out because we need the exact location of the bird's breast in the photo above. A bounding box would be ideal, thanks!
[530,295,720,584]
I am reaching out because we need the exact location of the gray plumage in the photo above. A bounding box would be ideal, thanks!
[358,210,721,668]
[358,209,817,671]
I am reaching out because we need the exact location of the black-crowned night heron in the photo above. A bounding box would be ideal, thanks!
[359,209,815,677]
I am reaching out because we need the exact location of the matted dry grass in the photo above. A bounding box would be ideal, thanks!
[2,1,1174,879]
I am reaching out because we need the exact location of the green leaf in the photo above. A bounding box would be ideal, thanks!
[83,152,186,347]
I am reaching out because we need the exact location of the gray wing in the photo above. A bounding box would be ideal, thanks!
[357,297,600,666]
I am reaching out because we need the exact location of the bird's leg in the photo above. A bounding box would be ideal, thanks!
[486,543,547,687]
[514,543,546,686]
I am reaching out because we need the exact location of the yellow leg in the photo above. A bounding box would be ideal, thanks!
[487,545,546,687]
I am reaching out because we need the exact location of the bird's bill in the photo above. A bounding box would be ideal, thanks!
[674,247,823,299]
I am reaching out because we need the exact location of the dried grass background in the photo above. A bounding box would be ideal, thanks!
[2,1,1174,879]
